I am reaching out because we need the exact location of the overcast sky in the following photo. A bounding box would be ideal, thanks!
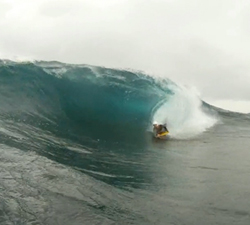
[1,0,250,112]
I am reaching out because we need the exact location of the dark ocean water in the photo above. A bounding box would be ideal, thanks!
[0,60,250,225]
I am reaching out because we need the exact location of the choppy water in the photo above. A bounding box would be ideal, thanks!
[0,60,250,225]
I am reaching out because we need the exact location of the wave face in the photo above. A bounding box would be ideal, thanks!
[0,60,217,145]
[0,59,221,183]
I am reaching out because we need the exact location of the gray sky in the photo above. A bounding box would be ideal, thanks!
[1,0,250,112]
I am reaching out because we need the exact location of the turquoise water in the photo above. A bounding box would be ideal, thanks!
[0,60,250,225]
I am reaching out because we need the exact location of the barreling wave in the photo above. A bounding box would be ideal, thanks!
[0,60,217,148]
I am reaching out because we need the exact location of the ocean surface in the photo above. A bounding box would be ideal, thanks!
[0,60,250,225]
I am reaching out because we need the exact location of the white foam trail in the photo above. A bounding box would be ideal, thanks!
[153,85,217,139]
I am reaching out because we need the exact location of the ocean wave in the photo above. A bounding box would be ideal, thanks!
[0,60,219,144]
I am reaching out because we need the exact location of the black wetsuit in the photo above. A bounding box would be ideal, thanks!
[154,124,168,136]
[162,124,168,132]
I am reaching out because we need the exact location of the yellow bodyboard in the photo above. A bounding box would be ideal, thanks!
[157,131,169,137]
